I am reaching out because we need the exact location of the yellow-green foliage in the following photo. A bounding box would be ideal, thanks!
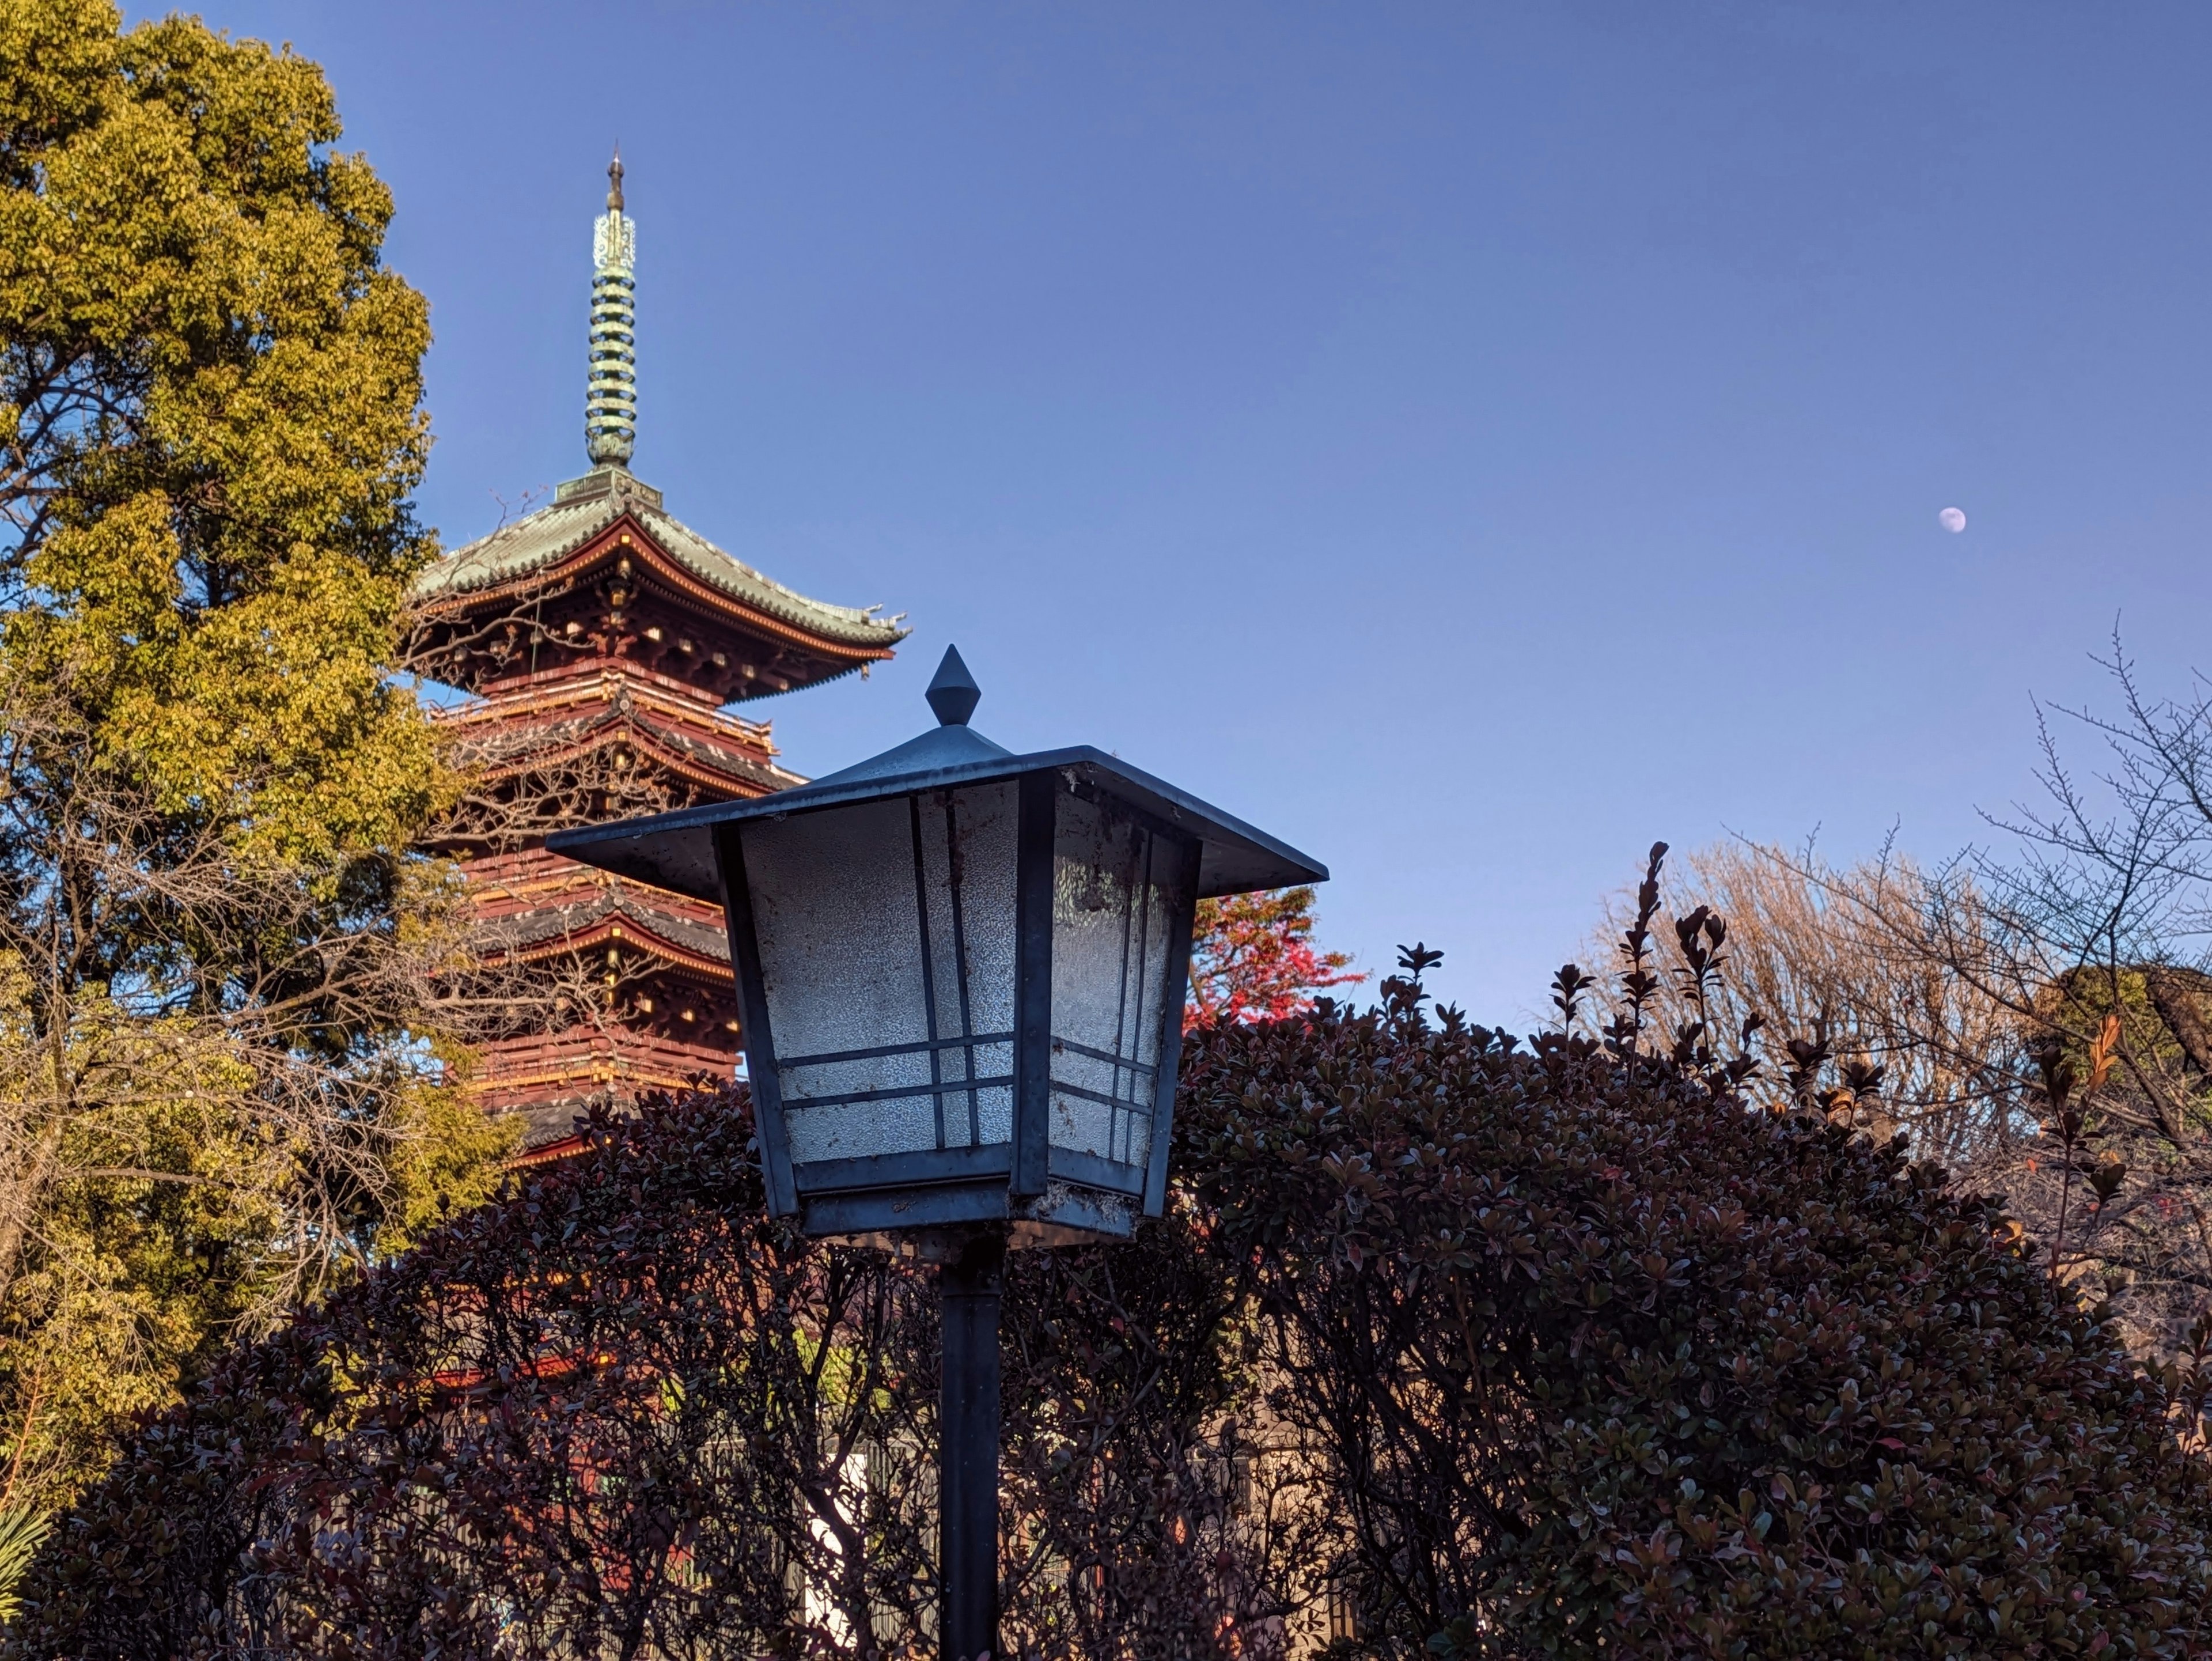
[0,0,506,1515]
[0,0,442,860]
[376,1070,519,1256]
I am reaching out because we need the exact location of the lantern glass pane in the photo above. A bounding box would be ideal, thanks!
[740,783,1019,1170]
[1048,793,1193,1179]
[913,784,1020,1149]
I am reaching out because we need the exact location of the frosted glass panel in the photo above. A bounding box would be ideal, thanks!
[785,1099,940,1163]
[902,783,1020,1152]
[1051,1047,1124,1101]
[1047,1081,1152,1178]
[780,1051,931,1104]
[975,1084,1014,1145]
[743,800,929,1066]
[1050,1091,1115,1159]
[917,783,1018,1043]
[1048,793,1193,1173]
[744,784,1021,1171]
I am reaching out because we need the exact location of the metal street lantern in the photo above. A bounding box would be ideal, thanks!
[548,644,1325,1658]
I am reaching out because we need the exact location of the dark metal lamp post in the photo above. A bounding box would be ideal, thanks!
[550,646,1325,1660]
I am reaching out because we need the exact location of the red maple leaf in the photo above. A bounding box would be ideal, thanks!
[1184,884,1364,1031]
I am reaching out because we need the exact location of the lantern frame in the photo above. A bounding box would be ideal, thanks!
[550,668,1324,1245]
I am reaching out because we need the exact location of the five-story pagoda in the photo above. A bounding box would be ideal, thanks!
[411,156,906,1158]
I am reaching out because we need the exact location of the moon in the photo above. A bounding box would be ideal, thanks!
[1938,506,1967,534]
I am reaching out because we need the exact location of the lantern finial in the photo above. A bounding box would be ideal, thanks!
[926,645,982,727]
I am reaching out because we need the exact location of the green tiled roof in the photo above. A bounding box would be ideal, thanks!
[413,468,906,653]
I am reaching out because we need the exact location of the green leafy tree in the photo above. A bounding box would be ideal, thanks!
[0,0,509,1516]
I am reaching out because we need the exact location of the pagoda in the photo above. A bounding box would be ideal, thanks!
[412,156,907,1158]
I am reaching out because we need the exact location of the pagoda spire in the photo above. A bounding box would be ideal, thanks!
[586,148,638,467]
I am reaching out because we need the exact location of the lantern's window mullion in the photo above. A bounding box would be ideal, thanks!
[1110,822,1138,1064]
[778,1031,1019,1070]
[942,791,983,1148]
[1046,793,1171,1176]
[1047,1076,1149,1114]
[1107,819,1139,1134]
[784,1073,1018,1111]
[1122,830,1158,1163]
[909,795,946,1150]
[1047,1035,1157,1079]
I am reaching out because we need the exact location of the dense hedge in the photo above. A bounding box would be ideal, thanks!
[1179,961,2212,1656]
[17,950,2212,1657]
[2,1091,1264,1661]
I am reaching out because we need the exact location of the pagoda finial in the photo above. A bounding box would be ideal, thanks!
[586,147,637,468]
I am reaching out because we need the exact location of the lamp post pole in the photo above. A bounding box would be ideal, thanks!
[939,1231,1005,1661]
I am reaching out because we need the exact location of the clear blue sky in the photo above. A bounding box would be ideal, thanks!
[175,2,2212,1024]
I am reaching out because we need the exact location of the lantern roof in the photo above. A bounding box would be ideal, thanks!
[549,645,1326,902]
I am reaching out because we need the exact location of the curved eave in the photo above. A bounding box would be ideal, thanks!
[414,503,907,663]
[450,719,794,799]
[731,656,870,703]
[438,664,781,746]
[484,913,735,983]
[511,1135,589,1167]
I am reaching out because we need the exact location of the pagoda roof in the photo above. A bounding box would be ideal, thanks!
[414,467,906,660]
[438,666,803,799]
[462,847,733,981]
[491,884,731,979]
[476,1027,739,1156]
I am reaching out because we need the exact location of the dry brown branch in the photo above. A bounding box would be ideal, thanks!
[1571,638,2212,1356]
[1582,840,2029,1166]
[0,669,539,1508]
